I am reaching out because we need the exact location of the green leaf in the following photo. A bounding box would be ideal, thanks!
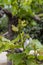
[26,59,38,65]
[37,55,43,61]
[27,0,32,5]
[12,35,20,43]
[30,21,37,26]
[12,25,19,32]
[31,39,42,50]
[7,53,25,65]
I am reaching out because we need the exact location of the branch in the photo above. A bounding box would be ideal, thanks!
[3,32,14,40]
[0,7,43,23]
[0,7,4,17]
[30,15,43,22]
[38,13,43,17]
[3,9,12,18]
[0,6,12,18]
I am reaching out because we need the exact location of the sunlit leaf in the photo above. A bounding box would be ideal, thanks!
[12,25,19,32]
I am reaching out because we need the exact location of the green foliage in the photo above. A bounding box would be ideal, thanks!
[0,0,43,65]
[0,0,43,42]
[8,53,25,65]
[0,16,8,33]
[0,20,43,65]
